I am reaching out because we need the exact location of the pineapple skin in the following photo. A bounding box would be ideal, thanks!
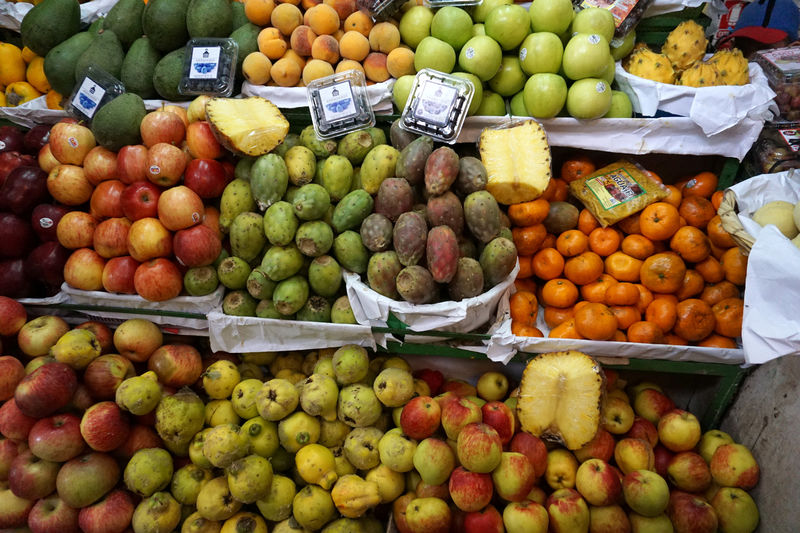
[662,20,708,72]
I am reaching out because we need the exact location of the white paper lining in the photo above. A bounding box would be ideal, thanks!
[242,79,395,113]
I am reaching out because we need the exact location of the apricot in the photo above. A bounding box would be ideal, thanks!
[290,25,317,57]
[304,3,340,35]
[303,58,335,84]
[276,0,300,5]
[271,3,303,36]
[258,28,289,60]
[332,29,344,41]
[368,22,400,53]
[363,52,389,82]
[323,0,356,20]
[339,30,370,61]
[243,52,272,85]
[244,0,275,25]
[271,57,302,86]
[301,0,321,8]
[344,10,373,37]
[311,34,340,64]
[386,47,414,78]
[335,59,365,75]
[282,49,307,70]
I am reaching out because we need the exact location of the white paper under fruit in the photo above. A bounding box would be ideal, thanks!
[614,59,776,136]
[726,169,800,364]
[242,80,396,113]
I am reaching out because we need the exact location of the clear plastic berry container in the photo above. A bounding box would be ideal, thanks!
[754,47,800,122]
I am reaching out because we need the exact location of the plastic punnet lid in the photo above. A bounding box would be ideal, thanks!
[754,47,800,83]
[398,69,475,144]
[179,38,239,97]
[357,0,406,21]
[306,69,375,140]
[64,65,125,125]
[424,0,481,7]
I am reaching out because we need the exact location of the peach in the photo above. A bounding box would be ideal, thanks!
[332,29,344,41]
[311,34,340,64]
[386,47,414,78]
[290,25,317,56]
[303,58,335,84]
[363,52,389,82]
[271,57,302,86]
[304,3,340,35]
[368,21,400,53]
[244,0,275,25]
[277,0,300,4]
[323,0,356,20]
[282,49,306,70]
[344,10,373,37]
[243,52,272,85]
[335,59,365,75]
[301,0,321,8]
[339,30,370,61]
[259,31,289,60]
[271,3,303,36]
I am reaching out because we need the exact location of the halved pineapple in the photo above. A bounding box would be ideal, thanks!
[205,96,290,156]
[479,119,552,205]
[517,350,604,450]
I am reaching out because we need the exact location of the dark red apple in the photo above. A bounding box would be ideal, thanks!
[0,151,36,187]
[113,424,163,460]
[0,297,26,337]
[173,223,222,267]
[68,383,94,413]
[80,402,130,452]
[400,396,441,440]
[463,504,504,533]
[481,401,515,445]
[8,448,60,500]
[183,158,229,198]
[0,126,24,154]
[120,181,162,221]
[0,213,35,259]
[667,490,719,533]
[28,494,80,533]
[28,413,85,462]
[0,259,31,297]
[654,444,675,478]
[148,344,203,388]
[31,203,70,242]
[116,145,148,184]
[0,166,49,215]
[24,241,70,289]
[75,321,114,354]
[0,356,25,402]
[14,362,78,419]
[510,431,548,478]
[83,354,135,400]
[414,368,444,395]
[134,258,183,302]
[0,436,26,480]
[89,179,126,220]
[78,489,135,533]
[0,398,38,441]
[23,125,51,155]
[101,256,139,294]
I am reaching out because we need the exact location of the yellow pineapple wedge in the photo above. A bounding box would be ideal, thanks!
[517,350,604,450]
[479,119,552,205]
[205,96,290,156]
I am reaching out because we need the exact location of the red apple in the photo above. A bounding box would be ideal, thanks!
[456,423,502,474]
[186,120,223,159]
[0,399,38,441]
[405,497,451,533]
[16,315,70,358]
[614,438,655,475]
[510,432,548,478]
[78,489,135,533]
[101,256,139,294]
[633,388,676,425]
[117,145,148,184]
[0,356,25,401]
[0,436,26,480]
[64,248,106,291]
[173,223,221,267]
[546,488,590,533]
[441,397,482,441]
[203,205,222,240]
[448,466,493,512]
[0,165,49,215]
[83,354,135,400]
[653,444,674,478]
[0,297,26,336]
[113,318,164,363]
[23,124,50,154]
[481,401,515,445]
[414,368,444,396]
[709,443,760,490]
[441,379,477,397]
[48,122,95,166]
[89,179,126,220]
[667,490,718,533]
[75,321,113,354]
[574,458,622,507]
[0,150,37,186]
[183,158,229,199]
[414,480,449,500]
[93,217,132,258]
[625,417,659,448]
[28,413,85,462]
[8,448,60,500]
[80,401,130,452]
[69,383,94,413]
[31,203,69,242]
[55,452,121,508]
[502,500,549,533]
[574,428,616,463]
[127,217,173,262]
[140,109,186,148]
[113,425,163,460]
[392,492,416,533]
[148,344,203,387]
[667,451,712,493]
[134,258,183,301]
[120,181,162,222]
[400,396,441,441]
[56,211,98,249]
[83,146,118,186]
[28,494,80,533]
[492,451,536,502]
[157,185,204,231]
[163,105,189,128]
[24,241,70,290]
[47,164,94,206]
[14,362,78,418]
[38,143,60,173]
[0,482,34,528]
[464,504,503,533]
[146,143,186,187]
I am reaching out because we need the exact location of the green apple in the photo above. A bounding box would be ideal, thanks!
[571,7,616,44]
[485,4,531,51]
[476,91,507,116]
[612,29,637,60]
[399,6,434,50]
[510,91,528,116]
[603,90,632,118]
[529,0,574,34]
[393,75,415,111]
[472,0,512,23]
[414,36,456,73]
[562,33,613,80]
[472,23,486,36]
[488,56,527,96]
[431,7,473,51]
[628,512,674,532]
[523,73,567,118]
[458,35,503,81]
[698,430,734,464]
[711,487,760,533]
[601,55,616,84]
[519,32,563,75]
[566,78,612,119]
[451,72,484,115]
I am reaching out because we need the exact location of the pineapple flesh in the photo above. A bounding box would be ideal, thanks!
[516,350,605,450]
[679,61,720,87]
[205,96,290,156]
[662,20,708,72]
[708,48,750,85]
[479,120,552,205]
[624,48,677,84]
